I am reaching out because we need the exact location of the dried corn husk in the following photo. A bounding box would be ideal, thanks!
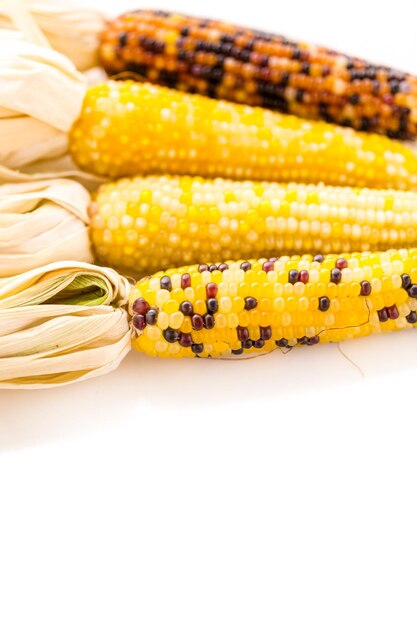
[0,178,93,277]
[0,261,132,388]
[0,0,106,71]
[0,29,86,172]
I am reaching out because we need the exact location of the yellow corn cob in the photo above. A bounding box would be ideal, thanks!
[70,81,417,190]
[129,249,417,358]
[91,175,417,275]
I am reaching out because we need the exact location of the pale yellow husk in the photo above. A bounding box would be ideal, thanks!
[0,261,132,388]
[0,0,105,71]
[0,29,86,173]
[0,178,93,277]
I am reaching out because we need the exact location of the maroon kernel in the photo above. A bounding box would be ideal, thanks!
[178,332,193,348]
[181,273,191,289]
[387,304,399,320]
[240,262,251,271]
[335,258,348,270]
[299,270,309,283]
[262,261,275,272]
[191,314,204,330]
[132,297,149,315]
[206,282,218,298]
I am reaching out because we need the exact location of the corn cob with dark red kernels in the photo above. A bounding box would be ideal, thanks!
[99,9,417,140]
[70,81,417,189]
[129,249,417,358]
[91,175,417,275]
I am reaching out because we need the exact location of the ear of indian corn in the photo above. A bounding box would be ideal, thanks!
[91,175,417,275]
[100,9,417,139]
[70,80,417,190]
[129,249,417,358]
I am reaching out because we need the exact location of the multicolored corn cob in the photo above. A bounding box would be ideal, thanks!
[129,249,417,358]
[91,175,417,275]
[100,9,417,140]
[70,81,417,189]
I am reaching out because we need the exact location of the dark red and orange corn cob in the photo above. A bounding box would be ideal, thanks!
[100,9,417,140]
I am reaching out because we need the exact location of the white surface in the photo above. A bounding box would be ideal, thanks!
[1,1,417,624]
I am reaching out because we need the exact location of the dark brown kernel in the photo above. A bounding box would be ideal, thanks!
[180,301,193,315]
[207,298,218,313]
[160,276,172,291]
[218,263,228,271]
[178,332,193,348]
[208,264,217,272]
[203,314,215,329]
[378,308,389,322]
[198,264,209,273]
[401,274,411,289]
[191,343,204,354]
[191,314,204,330]
[206,282,218,298]
[313,254,324,263]
[118,32,128,47]
[237,326,249,341]
[307,335,320,345]
[132,297,149,315]
[276,338,288,348]
[406,311,417,324]
[240,262,251,271]
[145,309,157,325]
[260,326,272,340]
[408,285,417,298]
[360,281,372,296]
[132,314,146,330]
[163,328,179,343]
[318,296,330,312]
[244,296,257,310]
[254,339,265,349]
[330,268,342,284]
[288,269,299,284]
[232,347,244,355]
[242,339,253,349]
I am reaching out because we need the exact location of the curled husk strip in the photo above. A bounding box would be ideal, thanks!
[0,0,105,71]
[0,178,93,277]
[0,261,132,388]
[0,29,86,175]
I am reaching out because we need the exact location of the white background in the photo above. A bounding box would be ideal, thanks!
[1,1,417,624]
